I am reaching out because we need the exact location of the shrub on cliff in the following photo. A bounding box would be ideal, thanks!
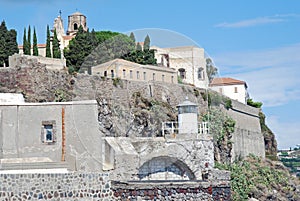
[216,155,300,201]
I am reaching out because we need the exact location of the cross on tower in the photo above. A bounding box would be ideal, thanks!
[59,10,62,17]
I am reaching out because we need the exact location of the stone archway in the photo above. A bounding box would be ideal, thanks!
[138,156,195,181]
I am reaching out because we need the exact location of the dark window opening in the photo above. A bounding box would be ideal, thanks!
[74,23,78,30]
[178,68,186,79]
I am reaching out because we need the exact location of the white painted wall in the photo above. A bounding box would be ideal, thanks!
[210,84,248,104]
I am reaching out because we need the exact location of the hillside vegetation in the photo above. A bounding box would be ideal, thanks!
[217,155,300,201]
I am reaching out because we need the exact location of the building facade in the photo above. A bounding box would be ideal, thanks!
[209,77,249,104]
[90,58,178,84]
[152,46,209,89]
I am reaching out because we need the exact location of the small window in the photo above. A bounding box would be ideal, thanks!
[41,120,56,144]
[153,73,156,81]
[130,70,133,79]
[123,69,126,78]
[198,67,204,79]
[143,72,146,80]
[178,68,186,79]
[234,87,238,93]
[104,71,107,77]
[162,75,165,82]
[111,70,114,78]
[74,23,78,30]
[137,71,140,79]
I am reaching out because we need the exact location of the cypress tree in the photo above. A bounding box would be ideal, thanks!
[52,29,61,58]
[33,27,38,56]
[129,32,135,43]
[27,25,31,55]
[0,21,18,66]
[143,35,150,51]
[23,28,28,55]
[45,25,51,58]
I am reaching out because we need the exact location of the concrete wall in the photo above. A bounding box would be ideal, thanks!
[227,100,265,160]
[0,100,103,171]
[104,137,215,182]
[9,54,66,70]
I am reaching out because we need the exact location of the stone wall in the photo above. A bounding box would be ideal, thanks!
[0,172,230,200]
[112,181,231,201]
[0,172,113,200]
[9,54,66,70]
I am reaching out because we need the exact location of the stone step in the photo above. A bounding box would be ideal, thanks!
[0,161,69,170]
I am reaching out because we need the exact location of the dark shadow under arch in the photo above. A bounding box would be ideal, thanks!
[138,156,195,181]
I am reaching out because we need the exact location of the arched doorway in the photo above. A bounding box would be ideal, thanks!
[138,156,195,181]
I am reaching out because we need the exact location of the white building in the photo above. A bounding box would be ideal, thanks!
[151,46,209,89]
[209,77,249,104]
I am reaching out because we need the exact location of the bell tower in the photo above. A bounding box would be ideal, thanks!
[67,11,87,36]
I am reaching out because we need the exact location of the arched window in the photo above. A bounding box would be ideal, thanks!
[178,68,186,79]
[198,67,204,79]
[74,23,78,30]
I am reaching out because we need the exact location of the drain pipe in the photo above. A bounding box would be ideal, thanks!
[61,107,66,161]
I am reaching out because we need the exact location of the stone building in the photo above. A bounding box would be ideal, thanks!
[209,77,249,104]
[90,58,178,84]
[18,11,87,57]
[152,46,209,89]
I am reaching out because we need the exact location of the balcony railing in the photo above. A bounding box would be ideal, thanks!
[161,122,209,136]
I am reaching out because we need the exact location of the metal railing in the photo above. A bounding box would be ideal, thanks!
[161,122,209,136]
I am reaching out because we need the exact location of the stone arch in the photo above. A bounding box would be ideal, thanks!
[138,156,195,181]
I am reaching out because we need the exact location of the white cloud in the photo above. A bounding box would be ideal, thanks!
[213,43,300,107]
[215,14,300,28]
[267,115,300,149]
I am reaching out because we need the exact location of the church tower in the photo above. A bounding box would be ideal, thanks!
[67,12,87,36]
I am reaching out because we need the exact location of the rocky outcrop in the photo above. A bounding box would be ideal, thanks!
[259,112,278,160]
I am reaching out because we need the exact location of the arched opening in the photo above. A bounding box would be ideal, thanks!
[138,156,195,181]
[178,68,186,79]
[74,23,78,30]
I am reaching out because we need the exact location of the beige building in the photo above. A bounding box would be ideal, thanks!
[90,59,178,84]
[152,46,209,89]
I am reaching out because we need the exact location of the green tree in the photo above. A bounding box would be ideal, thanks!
[65,29,123,72]
[0,21,8,65]
[52,29,61,58]
[206,58,218,83]
[32,27,38,56]
[27,25,31,55]
[81,33,135,72]
[23,28,28,55]
[143,34,150,51]
[129,32,135,43]
[45,25,51,58]
[0,21,18,66]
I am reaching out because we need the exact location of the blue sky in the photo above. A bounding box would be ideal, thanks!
[1,0,299,149]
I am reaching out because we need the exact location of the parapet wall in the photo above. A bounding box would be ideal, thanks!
[0,172,113,200]
[9,54,66,70]
[0,172,230,200]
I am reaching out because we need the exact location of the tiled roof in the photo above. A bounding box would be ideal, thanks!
[18,44,46,48]
[210,77,247,87]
